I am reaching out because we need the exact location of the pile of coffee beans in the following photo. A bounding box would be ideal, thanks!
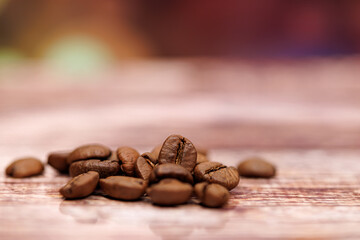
[5,134,277,208]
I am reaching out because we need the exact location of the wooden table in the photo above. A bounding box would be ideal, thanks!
[1,58,360,239]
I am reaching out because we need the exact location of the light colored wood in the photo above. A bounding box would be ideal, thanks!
[1,58,360,239]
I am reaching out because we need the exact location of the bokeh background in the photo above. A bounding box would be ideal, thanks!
[0,0,360,151]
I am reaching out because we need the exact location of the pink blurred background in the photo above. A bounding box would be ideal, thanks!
[0,0,360,150]
[1,0,360,62]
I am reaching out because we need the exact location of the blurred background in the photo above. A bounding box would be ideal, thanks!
[0,0,360,151]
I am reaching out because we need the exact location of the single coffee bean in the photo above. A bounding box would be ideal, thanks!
[158,134,197,172]
[147,178,193,206]
[194,182,229,208]
[116,147,140,176]
[6,157,44,178]
[238,157,276,178]
[135,153,157,180]
[67,144,111,164]
[196,153,209,165]
[60,171,99,199]
[149,163,193,184]
[108,151,119,161]
[150,145,162,160]
[69,159,120,178]
[196,147,208,156]
[100,176,147,200]
[194,162,239,190]
[48,151,70,173]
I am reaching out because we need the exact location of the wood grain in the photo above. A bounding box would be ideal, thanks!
[1,58,360,239]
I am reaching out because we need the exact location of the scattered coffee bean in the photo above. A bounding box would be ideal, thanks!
[194,162,239,190]
[60,171,99,199]
[158,134,197,172]
[196,147,208,156]
[67,144,111,164]
[151,145,162,161]
[108,151,119,161]
[100,176,147,200]
[6,157,44,178]
[48,151,70,173]
[149,163,193,184]
[116,147,140,176]
[147,178,193,206]
[135,153,157,180]
[194,182,229,208]
[69,159,120,178]
[238,157,276,178]
[196,153,209,165]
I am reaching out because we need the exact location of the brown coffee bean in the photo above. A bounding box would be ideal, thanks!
[116,147,140,176]
[238,157,276,178]
[196,147,208,156]
[6,157,44,178]
[48,151,70,173]
[194,182,229,208]
[196,153,209,165]
[60,171,99,199]
[147,179,193,206]
[150,145,162,160]
[69,159,120,178]
[158,134,197,172]
[149,163,193,184]
[108,151,119,161]
[194,162,239,190]
[67,144,111,164]
[135,153,157,180]
[100,176,147,200]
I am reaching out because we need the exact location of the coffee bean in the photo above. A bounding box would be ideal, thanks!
[194,182,229,208]
[238,157,276,178]
[147,178,193,206]
[135,153,157,180]
[6,157,44,178]
[67,144,111,164]
[196,153,209,165]
[149,163,193,184]
[194,162,239,190]
[48,151,70,173]
[100,176,147,200]
[158,134,197,172]
[60,171,99,199]
[151,145,162,161]
[196,147,208,156]
[116,147,140,176]
[108,151,119,161]
[69,159,120,178]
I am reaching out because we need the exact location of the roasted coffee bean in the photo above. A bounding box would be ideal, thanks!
[100,176,147,200]
[194,182,229,208]
[116,147,140,176]
[67,144,111,164]
[108,151,119,161]
[147,179,193,206]
[149,163,193,184]
[151,145,162,160]
[135,153,157,180]
[6,157,44,178]
[158,134,197,172]
[196,153,209,165]
[60,171,99,199]
[194,162,239,190]
[238,157,276,178]
[196,147,208,156]
[69,159,120,178]
[48,151,70,173]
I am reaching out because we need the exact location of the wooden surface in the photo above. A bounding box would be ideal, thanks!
[1,58,360,239]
